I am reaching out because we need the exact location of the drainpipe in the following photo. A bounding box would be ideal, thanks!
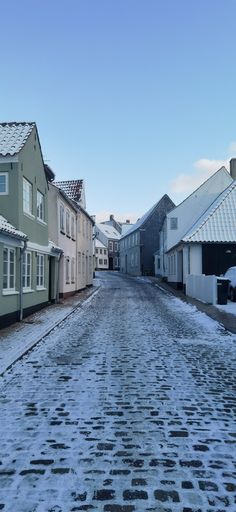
[19,240,27,321]
[56,251,62,303]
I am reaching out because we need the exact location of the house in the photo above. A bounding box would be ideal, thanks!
[160,165,233,289]
[95,223,120,270]
[95,239,109,270]
[49,179,94,295]
[0,122,60,328]
[120,194,175,276]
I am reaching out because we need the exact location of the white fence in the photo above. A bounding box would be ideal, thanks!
[186,274,218,305]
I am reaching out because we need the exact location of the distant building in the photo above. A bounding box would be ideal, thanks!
[95,223,120,270]
[120,195,175,276]
[95,239,108,270]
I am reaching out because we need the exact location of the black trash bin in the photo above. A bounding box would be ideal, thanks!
[217,278,229,305]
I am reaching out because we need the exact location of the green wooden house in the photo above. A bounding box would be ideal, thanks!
[0,122,60,328]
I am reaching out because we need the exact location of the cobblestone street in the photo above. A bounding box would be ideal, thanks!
[0,272,236,512]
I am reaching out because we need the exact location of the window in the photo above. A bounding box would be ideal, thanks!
[170,217,178,230]
[60,205,65,232]
[104,249,107,255]
[99,259,103,265]
[66,210,70,236]
[104,259,107,265]
[23,251,31,289]
[95,248,98,254]
[0,173,8,195]
[36,254,44,288]
[109,241,113,251]
[78,252,81,273]
[23,178,33,215]
[37,191,45,221]
[71,216,75,240]
[114,242,118,251]
[66,257,70,283]
[100,249,102,254]
[71,258,75,283]
[3,247,15,290]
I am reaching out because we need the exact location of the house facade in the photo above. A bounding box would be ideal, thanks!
[120,194,175,276]
[95,223,120,270]
[95,239,108,270]
[0,122,59,328]
[159,166,233,289]
[49,180,94,296]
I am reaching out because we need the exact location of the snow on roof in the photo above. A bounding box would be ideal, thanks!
[0,122,35,156]
[121,223,134,235]
[97,223,121,239]
[183,181,236,243]
[54,180,84,202]
[95,239,107,249]
[0,215,27,239]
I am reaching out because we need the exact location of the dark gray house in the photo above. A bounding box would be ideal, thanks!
[119,195,175,276]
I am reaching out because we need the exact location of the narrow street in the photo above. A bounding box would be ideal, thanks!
[0,272,236,512]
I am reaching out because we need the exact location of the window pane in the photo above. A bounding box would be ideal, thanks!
[0,175,6,193]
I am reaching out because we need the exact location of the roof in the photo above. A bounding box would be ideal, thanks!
[121,223,134,235]
[95,239,107,249]
[183,181,236,243]
[0,122,35,156]
[54,180,84,203]
[0,215,27,240]
[122,194,174,238]
[96,223,120,240]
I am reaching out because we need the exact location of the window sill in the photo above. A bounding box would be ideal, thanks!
[24,211,35,220]
[37,218,47,226]
[2,290,19,296]
[36,286,47,291]
[23,288,34,294]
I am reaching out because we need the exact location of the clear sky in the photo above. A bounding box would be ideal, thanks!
[1,0,236,222]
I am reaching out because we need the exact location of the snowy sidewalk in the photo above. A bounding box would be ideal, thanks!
[139,275,236,334]
[0,281,100,376]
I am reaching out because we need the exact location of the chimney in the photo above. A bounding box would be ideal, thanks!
[110,214,114,221]
[126,219,130,224]
[230,158,236,180]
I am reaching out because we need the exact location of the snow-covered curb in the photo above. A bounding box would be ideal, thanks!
[0,287,100,377]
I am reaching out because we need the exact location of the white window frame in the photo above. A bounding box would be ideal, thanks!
[71,216,75,240]
[37,190,45,222]
[3,247,15,291]
[23,177,33,215]
[23,251,32,290]
[66,210,70,236]
[71,257,75,283]
[36,253,45,289]
[109,241,113,251]
[60,204,65,232]
[0,172,8,195]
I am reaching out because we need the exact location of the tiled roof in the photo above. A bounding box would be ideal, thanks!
[183,181,236,243]
[0,215,27,240]
[54,180,83,202]
[0,122,35,156]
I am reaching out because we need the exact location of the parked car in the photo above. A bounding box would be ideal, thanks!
[223,266,236,301]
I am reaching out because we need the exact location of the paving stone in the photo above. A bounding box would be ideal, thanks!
[123,489,148,500]
[154,490,180,502]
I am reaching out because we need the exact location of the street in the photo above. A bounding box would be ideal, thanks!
[0,272,236,512]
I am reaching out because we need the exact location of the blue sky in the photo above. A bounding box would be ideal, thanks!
[1,0,236,222]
